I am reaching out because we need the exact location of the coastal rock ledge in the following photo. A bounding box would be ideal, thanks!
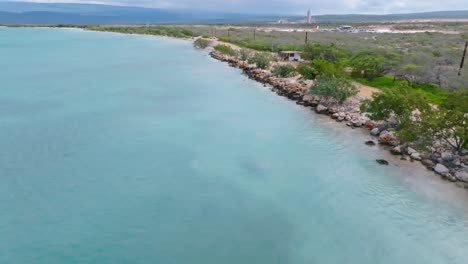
[208,49,468,190]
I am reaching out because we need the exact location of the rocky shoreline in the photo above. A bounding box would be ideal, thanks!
[209,49,468,189]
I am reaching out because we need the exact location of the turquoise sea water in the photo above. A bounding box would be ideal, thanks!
[1,27,468,264]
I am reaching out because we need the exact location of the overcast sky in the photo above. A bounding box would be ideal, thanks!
[4,0,468,14]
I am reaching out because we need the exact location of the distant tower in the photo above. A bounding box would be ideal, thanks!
[307,9,312,24]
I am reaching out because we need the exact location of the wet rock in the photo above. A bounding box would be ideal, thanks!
[434,164,450,176]
[351,119,363,127]
[455,171,468,183]
[370,128,380,136]
[365,140,376,146]
[376,159,389,165]
[411,152,422,161]
[445,174,458,182]
[364,120,376,130]
[378,131,398,146]
[407,147,417,155]
[315,104,328,114]
[421,159,435,169]
[331,113,340,119]
[302,94,314,102]
[376,123,388,132]
[391,146,403,155]
[441,152,455,162]
[309,100,319,107]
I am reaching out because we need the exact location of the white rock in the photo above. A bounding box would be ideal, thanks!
[315,104,328,114]
[455,171,468,183]
[441,152,454,162]
[434,164,450,175]
[370,128,380,136]
[411,152,422,161]
[407,147,417,155]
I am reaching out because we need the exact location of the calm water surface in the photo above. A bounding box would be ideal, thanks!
[1,28,468,263]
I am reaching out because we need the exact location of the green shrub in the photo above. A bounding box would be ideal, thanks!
[302,43,348,62]
[310,75,358,103]
[272,65,296,77]
[312,59,344,77]
[349,49,402,80]
[194,38,210,49]
[239,48,250,61]
[296,64,317,80]
[360,87,467,152]
[248,52,273,69]
[214,45,238,56]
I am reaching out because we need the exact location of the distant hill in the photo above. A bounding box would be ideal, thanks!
[0,2,467,24]
[0,2,262,24]
[313,11,468,23]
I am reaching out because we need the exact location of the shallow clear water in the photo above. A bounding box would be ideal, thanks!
[1,27,468,264]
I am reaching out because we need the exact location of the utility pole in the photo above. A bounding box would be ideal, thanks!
[305,31,308,44]
[253,28,256,41]
[458,41,468,76]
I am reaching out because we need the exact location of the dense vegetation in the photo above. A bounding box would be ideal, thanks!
[361,88,467,152]
[83,25,193,38]
[213,44,238,56]
[311,75,358,103]
[272,65,296,77]
[247,52,274,69]
[194,38,210,49]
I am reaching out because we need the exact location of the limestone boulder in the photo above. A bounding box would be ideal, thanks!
[378,131,399,146]
[315,104,328,114]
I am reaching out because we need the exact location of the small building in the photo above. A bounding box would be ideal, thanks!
[337,25,354,32]
[279,51,301,62]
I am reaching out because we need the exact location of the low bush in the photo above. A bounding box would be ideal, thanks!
[248,52,273,69]
[272,65,296,77]
[214,45,238,56]
[310,75,358,103]
[194,38,210,49]
[296,64,317,80]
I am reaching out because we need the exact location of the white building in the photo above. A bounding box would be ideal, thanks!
[279,51,301,62]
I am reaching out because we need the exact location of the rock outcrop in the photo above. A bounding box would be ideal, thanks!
[209,49,468,189]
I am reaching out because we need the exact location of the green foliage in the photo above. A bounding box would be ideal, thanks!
[296,64,317,80]
[360,86,429,123]
[355,75,450,105]
[239,48,250,61]
[194,38,210,49]
[397,63,424,86]
[361,86,467,152]
[84,25,193,38]
[312,59,344,77]
[442,91,468,112]
[350,49,401,80]
[418,108,468,152]
[248,52,273,69]
[302,43,348,62]
[214,45,238,56]
[272,65,296,77]
[310,75,358,103]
